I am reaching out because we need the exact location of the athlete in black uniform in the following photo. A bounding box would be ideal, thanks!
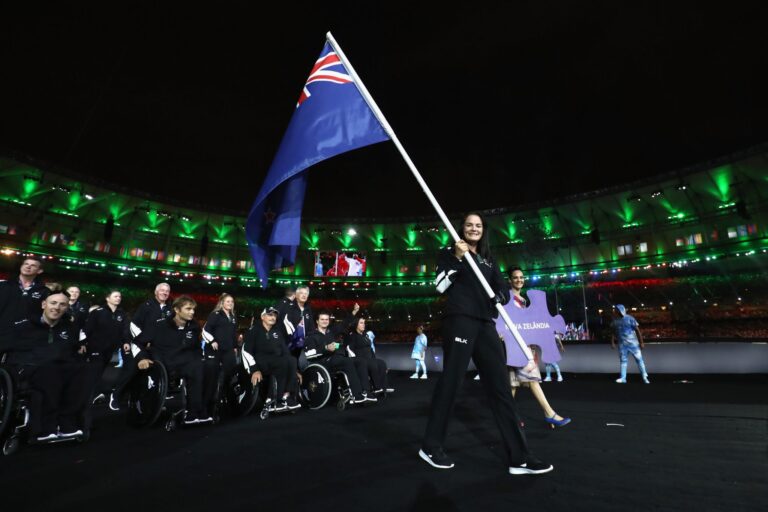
[134,295,213,424]
[66,285,90,333]
[304,310,376,403]
[201,293,239,411]
[1,290,89,441]
[420,212,553,475]
[344,305,389,394]
[241,306,300,411]
[0,256,49,342]
[83,290,130,406]
[279,285,316,359]
[110,282,173,410]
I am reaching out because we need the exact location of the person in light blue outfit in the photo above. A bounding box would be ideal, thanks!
[610,304,650,384]
[543,335,564,382]
[410,326,428,379]
[365,330,376,354]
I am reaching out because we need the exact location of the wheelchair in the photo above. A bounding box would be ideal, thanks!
[223,366,262,418]
[125,359,169,428]
[0,364,89,455]
[125,359,217,431]
[300,363,354,412]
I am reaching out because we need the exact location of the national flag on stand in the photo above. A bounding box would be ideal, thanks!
[246,39,390,287]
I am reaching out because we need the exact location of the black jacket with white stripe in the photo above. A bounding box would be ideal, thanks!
[130,298,174,348]
[202,310,238,352]
[241,323,289,374]
[434,248,509,322]
[140,317,202,366]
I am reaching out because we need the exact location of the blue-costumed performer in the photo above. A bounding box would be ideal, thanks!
[611,304,650,384]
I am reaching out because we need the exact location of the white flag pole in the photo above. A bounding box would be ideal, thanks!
[326,32,534,363]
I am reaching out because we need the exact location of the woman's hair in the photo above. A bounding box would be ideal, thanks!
[507,266,523,279]
[213,293,236,317]
[458,211,492,261]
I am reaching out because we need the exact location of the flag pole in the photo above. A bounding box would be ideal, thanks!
[325,32,534,363]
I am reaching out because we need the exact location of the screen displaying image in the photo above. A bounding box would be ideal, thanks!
[314,251,367,277]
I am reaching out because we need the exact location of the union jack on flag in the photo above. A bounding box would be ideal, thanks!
[297,48,352,107]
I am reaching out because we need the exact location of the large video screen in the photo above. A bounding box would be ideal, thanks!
[314,251,367,277]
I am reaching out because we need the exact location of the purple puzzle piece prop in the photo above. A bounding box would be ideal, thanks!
[496,289,566,367]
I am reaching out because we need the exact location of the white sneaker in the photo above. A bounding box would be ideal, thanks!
[643,375,651,384]
[36,432,60,442]
[420,374,427,380]
[92,393,106,404]
[474,374,480,380]
[59,429,83,438]
[385,388,395,393]
[615,378,626,384]
[410,373,419,379]
[543,376,552,382]
[557,375,563,382]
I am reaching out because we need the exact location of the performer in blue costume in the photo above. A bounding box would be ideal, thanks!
[611,304,650,384]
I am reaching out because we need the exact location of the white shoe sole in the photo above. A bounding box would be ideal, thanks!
[509,464,554,475]
[419,449,454,469]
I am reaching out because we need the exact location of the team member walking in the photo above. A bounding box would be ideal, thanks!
[420,212,553,475]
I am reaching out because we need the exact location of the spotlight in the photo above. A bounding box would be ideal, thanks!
[347,228,357,236]
[650,190,663,198]
[676,183,688,191]
[84,193,95,201]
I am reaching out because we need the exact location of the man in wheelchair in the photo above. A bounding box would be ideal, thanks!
[241,306,300,412]
[304,311,376,405]
[132,295,215,425]
[1,290,90,442]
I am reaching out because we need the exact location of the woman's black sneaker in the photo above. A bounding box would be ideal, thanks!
[419,447,455,469]
[508,456,554,475]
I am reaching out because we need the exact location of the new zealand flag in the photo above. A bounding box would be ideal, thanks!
[246,39,390,287]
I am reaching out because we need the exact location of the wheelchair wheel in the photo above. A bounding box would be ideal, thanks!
[232,370,262,417]
[336,398,346,412]
[0,367,13,440]
[301,364,332,410]
[2,436,19,456]
[127,361,168,428]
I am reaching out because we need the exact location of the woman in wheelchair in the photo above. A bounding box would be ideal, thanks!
[1,290,90,443]
[133,296,215,425]
[345,306,390,395]
[304,311,376,405]
[241,306,300,412]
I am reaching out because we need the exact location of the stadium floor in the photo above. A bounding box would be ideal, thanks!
[2,372,766,512]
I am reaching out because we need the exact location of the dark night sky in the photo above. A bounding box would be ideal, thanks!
[2,2,767,218]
